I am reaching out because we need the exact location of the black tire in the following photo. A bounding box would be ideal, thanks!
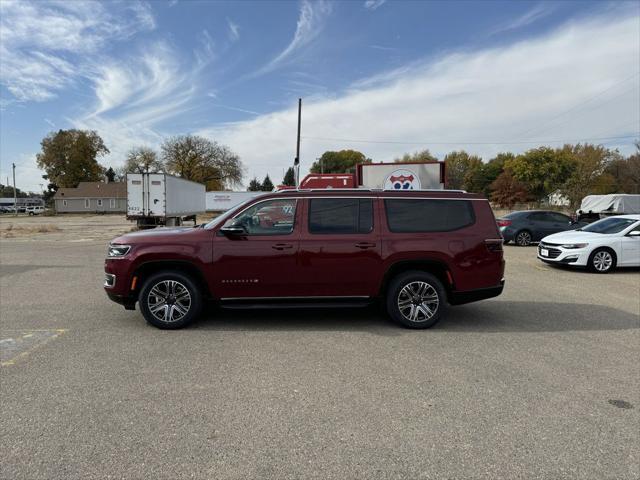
[386,271,447,329]
[139,271,203,329]
[588,248,617,274]
[515,230,532,246]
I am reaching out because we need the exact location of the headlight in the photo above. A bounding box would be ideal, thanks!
[561,243,588,249]
[107,244,131,257]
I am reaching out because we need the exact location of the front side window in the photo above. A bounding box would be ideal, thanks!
[308,198,374,234]
[529,212,552,222]
[582,217,637,234]
[385,199,475,233]
[228,199,297,235]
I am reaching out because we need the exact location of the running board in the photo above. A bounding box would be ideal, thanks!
[220,298,373,310]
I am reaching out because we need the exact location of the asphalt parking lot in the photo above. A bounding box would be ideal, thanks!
[1,217,639,479]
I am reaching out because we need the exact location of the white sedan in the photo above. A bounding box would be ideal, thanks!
[537,214,640,273]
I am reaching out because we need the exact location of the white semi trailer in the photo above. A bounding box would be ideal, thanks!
[126,173,206,228]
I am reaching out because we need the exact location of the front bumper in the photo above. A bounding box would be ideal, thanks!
[537,243,590,266]
[106,291,137,310]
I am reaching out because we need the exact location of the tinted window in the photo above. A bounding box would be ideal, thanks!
[384,199,475,233]
[504,211,528,219]
[528,212,551,222]
[549,212,571,223]
[309,198,374,234]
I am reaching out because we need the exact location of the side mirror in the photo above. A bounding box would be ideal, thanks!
[220,224,247,236]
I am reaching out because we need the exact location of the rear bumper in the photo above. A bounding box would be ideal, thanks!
[449,280,504,305]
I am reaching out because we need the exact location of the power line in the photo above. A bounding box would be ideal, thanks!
[514,71,640,141]
[301,134,637,146]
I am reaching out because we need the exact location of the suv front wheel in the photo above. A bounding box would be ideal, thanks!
[139,271,202,329]
[386,271,447,329]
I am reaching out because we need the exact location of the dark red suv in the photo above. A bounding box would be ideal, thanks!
[105,190,504,329]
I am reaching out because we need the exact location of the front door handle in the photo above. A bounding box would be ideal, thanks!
[272,243,294,250]
[355,242,376,249]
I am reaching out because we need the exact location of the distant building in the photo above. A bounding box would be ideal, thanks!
[547,190,570,207]
[54,182,126,213]
[0,197,44,208]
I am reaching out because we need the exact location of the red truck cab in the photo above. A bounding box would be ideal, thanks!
[105,189,504,329]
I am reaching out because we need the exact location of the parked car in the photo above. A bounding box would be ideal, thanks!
[497,210,576,246]
[26,206,45,215]
[105,190,505,329]
[538,215,640,273]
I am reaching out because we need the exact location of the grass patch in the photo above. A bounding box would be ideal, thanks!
[0,224,62,238]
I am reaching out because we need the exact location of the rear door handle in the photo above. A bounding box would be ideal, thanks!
[355,242,377,249]
[272,243,294,250]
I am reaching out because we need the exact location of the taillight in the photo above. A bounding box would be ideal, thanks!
[485,239,503,252]
[496,219,512,227]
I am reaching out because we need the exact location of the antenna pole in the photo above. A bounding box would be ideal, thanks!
[12,163,17,217]
[294,98,302,187]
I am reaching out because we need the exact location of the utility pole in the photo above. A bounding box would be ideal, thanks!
[12,163,17,217]
[294,98,302,188]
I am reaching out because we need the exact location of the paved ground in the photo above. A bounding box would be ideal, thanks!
[1,216,639,479]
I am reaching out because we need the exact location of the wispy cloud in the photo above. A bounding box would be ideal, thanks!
[73,40,209,165]
[364,0,386,11]
[210,104,261,116]
[369,44,398,52]
[489,3,555,35]
[253,0,332,76]
[0,0,156,102]
[227,18,240,42]
[198,12,639,182]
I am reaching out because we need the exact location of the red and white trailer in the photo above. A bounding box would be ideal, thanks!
[279,161,446,190]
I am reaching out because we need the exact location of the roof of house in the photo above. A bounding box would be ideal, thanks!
[54,182,126,199]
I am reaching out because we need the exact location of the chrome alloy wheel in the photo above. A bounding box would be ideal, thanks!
[592,250,613,272]
[147,280,192,323]
[397,281,439,323]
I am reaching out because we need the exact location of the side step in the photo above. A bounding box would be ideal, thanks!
[220,298,373,310]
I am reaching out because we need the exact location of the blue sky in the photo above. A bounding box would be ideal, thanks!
[1,0,639,191]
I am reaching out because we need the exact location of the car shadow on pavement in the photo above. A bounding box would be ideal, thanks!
[440,300,640,333]
[190,300,639,334]
[193,305,403,336]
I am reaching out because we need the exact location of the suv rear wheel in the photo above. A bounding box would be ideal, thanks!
[386,271,447,329]
[139,271,202,329]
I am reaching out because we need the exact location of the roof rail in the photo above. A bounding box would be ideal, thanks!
[278,188,467,193]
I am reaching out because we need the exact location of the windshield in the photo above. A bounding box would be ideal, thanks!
[581,217,637,234]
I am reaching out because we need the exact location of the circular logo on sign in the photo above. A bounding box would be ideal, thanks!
[384,169,421,190]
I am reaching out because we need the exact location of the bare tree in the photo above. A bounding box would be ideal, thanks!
[161,135,243,190]
[124,146,164,174]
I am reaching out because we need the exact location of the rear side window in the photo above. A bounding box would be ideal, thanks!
[384,199,475,233]
[309,198,374,234]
